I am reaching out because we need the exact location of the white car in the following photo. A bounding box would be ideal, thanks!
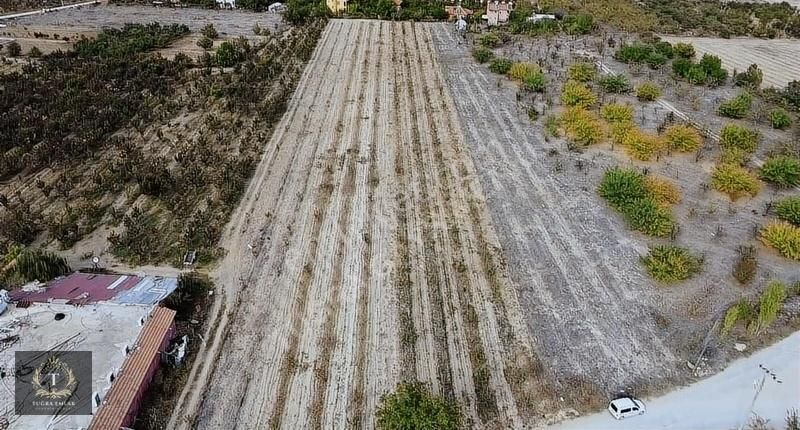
[608,397,646,420]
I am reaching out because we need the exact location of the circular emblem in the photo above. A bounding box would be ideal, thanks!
[31,356,77,400]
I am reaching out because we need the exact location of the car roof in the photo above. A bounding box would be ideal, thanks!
[610,397,637,409]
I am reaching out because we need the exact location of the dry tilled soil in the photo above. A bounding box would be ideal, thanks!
[191,19,559,429]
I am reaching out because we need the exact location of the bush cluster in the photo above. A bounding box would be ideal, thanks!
[598,167,676,237]
[478,32,503,48]
[614,42,671,68]
[376,382,461,430]
[488,57,513,74]
[472,47,493,63]
[718,93,752,119]
[775,196,800,226]
[719,123,759,163]
[664,124,702,152]
[673,42,695,59]
[559,107,604,147]
[760,221,800,260]
[561,80,597,108]
[711,163,761,200]
[641,245,702,282]
[568,62,596,82]
[759,156,800,188]
[673,53,728,86]
[596,73,630,94]
[768,108,792,129]
[645,176,681,207]
[734,64,763,89]
[636,82,661,101]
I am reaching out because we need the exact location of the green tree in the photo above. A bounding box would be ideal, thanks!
[201,23,219,39]
[197,36,213,50]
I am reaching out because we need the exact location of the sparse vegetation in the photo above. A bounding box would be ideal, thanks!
[664,124,702,152]
[641,245,702,283]
[636,82,661,102]
[759,156,800,188]
[760,221,800,260]
[561,80,597,108]
[376,382,462,430]
[712,164,761,200]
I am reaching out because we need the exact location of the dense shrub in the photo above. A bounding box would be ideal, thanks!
[28,46,42,58]
[636,82,661,101]
[775,196,800,226]
[7,41,21,57]
[673,42,695,59]
[760,221,800,260]
[600,103,633,123]
[197,36,213,50]
[614,42,666,68]
[732,245,757,285]
[609,120,634,146]
[596,73,630,94]
[718,93,752,119]
[488,57,513,74]
[201,23,218,39]
[719,124,759,154]
[664,124,702,152]
[645,176,681,207]
[673,53,727,86]
[561,80,597,108]
[564,14,595,35]
[734,64,763,89]
[712,163,761,199]
[472,47,493,63]
[164,272,212,319]
[784,80,800,112]
[768,108,792,129]
[720,147,749,166]
[478,32,502,48]
[653,40,674,59]
[759,156,800,188]
[568,62,596,82]
[598,167,675,237]
[74,23,189,59]
[215,39,249,67]
[376,382,461,430]
[559,108,604,147]
[623,128,664,161]
[641,245,702,282]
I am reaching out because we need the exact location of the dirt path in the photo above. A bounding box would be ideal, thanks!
[172,19,553,429]
[428,24,682,397]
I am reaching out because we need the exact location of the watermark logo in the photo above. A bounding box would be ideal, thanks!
[15,351,91,415]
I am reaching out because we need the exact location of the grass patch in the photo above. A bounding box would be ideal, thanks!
[622,128,664,161]
[775,196,800,226]
[600,103,634,123]
[641,245,702,283]
[561,80,597,108]
[636,81,661,101]
[664,124,702,152]
[559,107,604,148]
[760,221,800,260]
[719,123,759,154]
[645,176,681,207]
[508,62,540,81]
[598,168,675,237]
[711,163,761,200]
[759,155,800,188]
[568,62,596,82]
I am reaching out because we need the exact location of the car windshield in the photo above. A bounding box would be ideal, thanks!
[611,403,618,412]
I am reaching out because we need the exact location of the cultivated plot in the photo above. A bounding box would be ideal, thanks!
[188,19,553,429]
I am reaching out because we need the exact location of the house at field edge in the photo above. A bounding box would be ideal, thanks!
[215,0,235,8]
[486,0,513,26]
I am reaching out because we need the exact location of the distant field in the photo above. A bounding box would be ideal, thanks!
[660,36,800,88]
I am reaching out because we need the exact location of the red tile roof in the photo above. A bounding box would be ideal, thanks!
[89,306,176,430]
